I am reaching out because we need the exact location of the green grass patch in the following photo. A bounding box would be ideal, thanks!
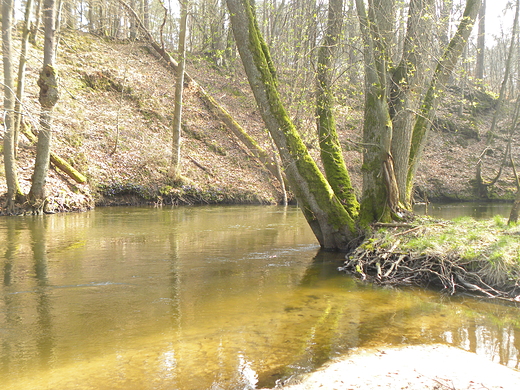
[372,215,520,291]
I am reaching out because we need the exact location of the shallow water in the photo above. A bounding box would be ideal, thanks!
[415,201,514,220]
[0,206,519,390]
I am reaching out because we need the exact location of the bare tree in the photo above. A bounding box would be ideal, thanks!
[2,0,24,212]
[28,0,60,213]
[169,0,189,180]
[475,0,486,80]
[14,0,36,151]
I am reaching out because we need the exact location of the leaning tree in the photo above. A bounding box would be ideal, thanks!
[225,0,481,250]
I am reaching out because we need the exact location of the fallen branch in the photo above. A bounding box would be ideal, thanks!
[21,122,87,184]
[188,155,212,175]
[373,222,415,228]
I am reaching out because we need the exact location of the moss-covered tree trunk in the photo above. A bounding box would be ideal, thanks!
[355,0,399,225]
[226,0,358,250]
[316,0,359,218]
[28,0,59,214]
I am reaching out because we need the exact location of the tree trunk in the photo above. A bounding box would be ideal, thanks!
[405,0,482,205]
[316,0,359,217]
[14,0,35,152]
[488,0,519,139]
[142,0,149,30]
[355,0,398,224]
[30,0,43,44]
[2,0,23,212]
[475,0,486,80]
[390,0,435,208]
[226,0,358,250]
[509,193,520,225]
[28,0,59,214]
[168,0,188,180]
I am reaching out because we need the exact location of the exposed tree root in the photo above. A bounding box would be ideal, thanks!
[340,232,520,304]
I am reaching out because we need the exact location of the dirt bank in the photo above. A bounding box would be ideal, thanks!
[265,344,520,390]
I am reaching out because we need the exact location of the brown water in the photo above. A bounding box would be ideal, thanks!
[0,205,519,390]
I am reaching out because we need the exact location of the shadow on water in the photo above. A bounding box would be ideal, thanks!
[0,206,519,390]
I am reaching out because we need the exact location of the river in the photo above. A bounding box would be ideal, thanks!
[0,205,519,389]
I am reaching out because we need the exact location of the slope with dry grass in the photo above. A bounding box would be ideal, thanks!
[0,30,282,214]
[1,30,519,216]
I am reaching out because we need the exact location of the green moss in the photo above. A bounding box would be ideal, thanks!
[244,1,358,240]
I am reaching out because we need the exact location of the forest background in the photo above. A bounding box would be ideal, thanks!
[1,0,520,221]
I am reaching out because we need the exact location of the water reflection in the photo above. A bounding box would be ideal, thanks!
[0,206,519,390]
[415,201,514,220]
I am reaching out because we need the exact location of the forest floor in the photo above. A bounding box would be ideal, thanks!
[1,30,519,214]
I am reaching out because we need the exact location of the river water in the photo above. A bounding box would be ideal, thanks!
[0,205,519,390]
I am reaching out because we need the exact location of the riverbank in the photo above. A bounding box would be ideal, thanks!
[2,31,520,216]
[265,344,520,390]
[341,215,520,302]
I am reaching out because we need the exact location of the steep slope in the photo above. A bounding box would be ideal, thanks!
[1,30,518,215]
[0,31,282,214]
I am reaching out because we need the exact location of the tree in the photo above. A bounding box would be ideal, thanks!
[28,0,60,213]
[14,0,35,151]
[357,0,481,209]
[316,0,359,216]
[225,0,481,250]
[389,0,436,207]
[488,0,519,139]
[403,0,482,205]
[226,0,358,250]
[30,0,43,44]
[475,0,486,81]
[169,0,188,180]
[2,0,23,213]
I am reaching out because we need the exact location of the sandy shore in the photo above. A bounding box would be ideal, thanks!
[263,344,520,390]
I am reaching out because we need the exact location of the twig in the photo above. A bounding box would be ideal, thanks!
[188,155,212,174]
[373,222,415,228]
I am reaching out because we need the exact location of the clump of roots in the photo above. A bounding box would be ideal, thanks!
[341,218,520,303]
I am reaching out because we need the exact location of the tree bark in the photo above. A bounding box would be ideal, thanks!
[475,0,486,80]
[355,0,398,224]
[14,0,35,153]
[390,0,435,208]
[226,0,358,250]
[316,0,359,218]
[28,0,59,214]
[2,0,23,212]
[168,0,188,180]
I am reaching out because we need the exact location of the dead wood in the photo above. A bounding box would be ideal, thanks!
[341,234,520,303]
[21,121,87,184]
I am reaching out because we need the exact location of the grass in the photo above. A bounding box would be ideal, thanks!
[362,215,520,295]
